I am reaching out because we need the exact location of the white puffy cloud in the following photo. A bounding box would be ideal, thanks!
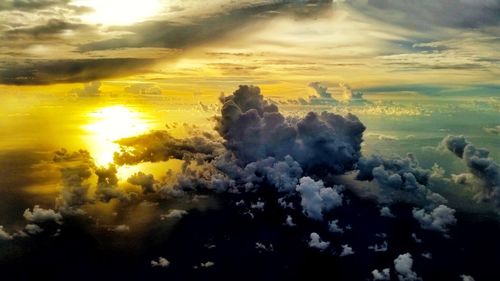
[161,209,188,220]
[412,205,457,233]
[151,257,170,268]
[460,274,475,281]
[394,253,420,281]
[285,215,296,227]
[24,224,44,235]
[328,219,344,233]
[380,206,396,218]
[308,232,330,251]
[339,244,355,256]
[200,261,215,268]
[0,225,13,240]
[372,268,391,280]
[296,177,343,220]
[23,205,63,225]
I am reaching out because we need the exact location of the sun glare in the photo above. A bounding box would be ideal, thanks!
[74,0,161,25]
[84,105,150,166]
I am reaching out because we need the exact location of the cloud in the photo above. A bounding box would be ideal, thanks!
[95,164,128,203]
[161,209,188,220]
[127,172,156,194]
[303,82,339,105]
[356,153,446,206]
[71,81,102,97]
[296,177,343,220]
[0,58,155,85]
[380,206,396,218]
[328,219,344,233]
[0,225,13,240]
[372,268,391,280]
[24,224,44,235]
[441,135,500,206]
[368,241,388,252]
[308,232,330,251]
[394,253,420,281]
[285,215,296,227]
[114,130,223,165]
[460,274,476,281]
[412,205,457,234]
[125,83,162,96]
[151,257,170,268]
[216,85,365,173]
[23,205,63,225]
[339,82,370,105]
[339,244,355,256]
[200,261,215,268]
[0,0,71,11]
[108,225,130,232]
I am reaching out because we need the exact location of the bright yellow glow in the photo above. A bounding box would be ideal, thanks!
[84,105,150,166]
[74,0,161,25]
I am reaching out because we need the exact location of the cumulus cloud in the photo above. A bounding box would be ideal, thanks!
[356,153,446,206]
[394,253,420,281]
[285,215,296,227]
[216,85,365,173]
[161,209,188,220]
[484,125,500,135]
[23,205,63,225]
[108,225,130,232]
[24,224,44,235]
[460,274,475,281]
[412,205,457,233]
[151,257,170,268]
[328,219,344,233]
[296,177,343,220]
[308,232,330,251]
[380,206,396,218]
[0,226,13,240]
[339,244,355,256]
[125,83,162,96]
[372,268,391,280]
[441,135,500,206]
[302,82,338,105]
[127,172,156,194]
[71,81,101,97]
[339,83,369,105]
[95,165,127,203]
[200,261,215,268]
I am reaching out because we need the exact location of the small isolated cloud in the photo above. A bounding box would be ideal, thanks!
[285,215,296,227]
[339,83,370,105]
[372,268,391,280]
[255,242,274,252]
[0,225,13,240]
[200,261,215,268]
[296,177,343,220]
[23,205,63,225]
[125,83,162,96]
[308,232,330,251]
[412,205,457,233]
[411,233,422,243]
[368,241,388,252]
[161,209,188,220]
[72,81,102,97]
[251,200,265,211]
[339,244,355,256]
[460,274,476,281]
[421,252,432,259]
[151,257,170,268]
[380,206,396,218]
[328,219,344,233]
[394,253,420,281]
[108,224,130,232]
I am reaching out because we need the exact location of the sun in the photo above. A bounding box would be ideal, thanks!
[84,105,150,166]
[74,0,162,25]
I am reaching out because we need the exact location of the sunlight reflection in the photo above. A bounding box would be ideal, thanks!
[83,105,150,166]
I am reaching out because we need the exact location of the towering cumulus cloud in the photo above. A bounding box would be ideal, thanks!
[216,85,365,174]
[441,135,500,206]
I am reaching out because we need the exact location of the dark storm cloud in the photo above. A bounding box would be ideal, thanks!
[216,85,365,173]
[441,135,500,206]
[127,172,156,194]
[352,0,500,29]
[78,1,333,52]
[0,58,156,85]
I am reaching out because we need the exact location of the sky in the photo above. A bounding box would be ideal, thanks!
[0,1,499,281]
